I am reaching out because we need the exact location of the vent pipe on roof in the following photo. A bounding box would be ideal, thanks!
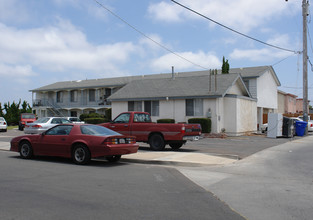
[172,66,175,80]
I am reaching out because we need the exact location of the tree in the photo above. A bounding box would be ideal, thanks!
[2,100,32,125]
[222,56,230,74]
[0,103,4,117]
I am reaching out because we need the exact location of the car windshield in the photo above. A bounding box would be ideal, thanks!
[0,117,4,121]
[80,125,121,136]
[35,118,50,123]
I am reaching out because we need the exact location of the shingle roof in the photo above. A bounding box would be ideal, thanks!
[30,66,279,92]
[108,73,250,101]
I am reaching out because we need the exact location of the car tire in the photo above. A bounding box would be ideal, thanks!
[106,155,121,162]
[149,134,165,151]
[169,142,184,150]
[72,144,91,165]
[19,141,33,159]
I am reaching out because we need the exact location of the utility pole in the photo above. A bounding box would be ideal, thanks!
[302,0,309,134]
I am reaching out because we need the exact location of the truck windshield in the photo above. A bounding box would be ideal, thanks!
[22,114,36,119]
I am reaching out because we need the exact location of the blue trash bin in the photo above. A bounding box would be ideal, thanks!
[295,121,308,136]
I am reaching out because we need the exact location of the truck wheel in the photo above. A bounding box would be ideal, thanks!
[169,142,183,150]
[149,134,165,151]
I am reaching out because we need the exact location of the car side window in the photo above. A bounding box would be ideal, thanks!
[46,125,73,135]
[134,114,151,123]
[114,113,130,123]
[51,118,61,124]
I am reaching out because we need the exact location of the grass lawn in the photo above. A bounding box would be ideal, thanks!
[8,126,18,130]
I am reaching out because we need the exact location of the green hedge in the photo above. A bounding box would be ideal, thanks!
[84,117,109,124]
[105,108,112,121]
[157,119,175,123]
[188,118,211,133]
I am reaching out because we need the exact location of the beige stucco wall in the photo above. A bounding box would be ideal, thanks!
[277,92,285,114]
[223,97,257,135]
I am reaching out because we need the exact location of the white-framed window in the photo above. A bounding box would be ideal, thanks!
[70,90,78,102]
[128,101,142,111]
[144,101,159,116]
[186,99,203,116]
[89,89,95,102]
[56,91,63,103]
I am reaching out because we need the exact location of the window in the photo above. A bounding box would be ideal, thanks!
[113,113,130,123]
[144,101,159,116]
[134,113,151,123]
[46,125,73,135]
[128,101,142,111]
[56,91,63,103]
[70,90,78,102]
[70,111,77,117]
[89,89,95,102]
[186,99,203,116]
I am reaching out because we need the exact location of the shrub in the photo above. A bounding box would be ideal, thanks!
[79,114,89,121]
[188,118,211,133]
[84,117,109,124]
[105,108,112,121]
[157,119,175,123]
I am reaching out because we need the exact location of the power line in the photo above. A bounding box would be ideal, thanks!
[93,0,210,70]
[171,0,301,54]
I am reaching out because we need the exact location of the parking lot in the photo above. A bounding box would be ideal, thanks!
[1,128,305,166]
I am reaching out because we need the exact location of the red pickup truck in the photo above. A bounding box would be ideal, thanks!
[19,113,37,131]
[100,112,201,151]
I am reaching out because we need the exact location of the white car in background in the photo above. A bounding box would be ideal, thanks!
[0,117,7,132]
[65,117,85,124]
[24,117,71,134]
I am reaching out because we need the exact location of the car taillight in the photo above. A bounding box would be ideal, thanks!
[311,124,313,127]
[104,137,136,145]
[181,126,185,134]
[3,122,6,125]
[32,125,42,128]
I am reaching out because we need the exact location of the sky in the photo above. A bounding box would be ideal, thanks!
[0,0,312,105]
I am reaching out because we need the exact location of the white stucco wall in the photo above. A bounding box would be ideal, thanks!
[111,96,257,135]
[257,71,278,109]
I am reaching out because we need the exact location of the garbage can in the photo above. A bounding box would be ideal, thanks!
[295,121,307,136]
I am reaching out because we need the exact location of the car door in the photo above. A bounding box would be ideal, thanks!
[36,125,73,157]
[131,113,151,140]
[107,113,131,135]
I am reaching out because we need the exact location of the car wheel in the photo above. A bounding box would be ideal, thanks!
[149,134,165,151]
[106,155,121,162]
[72,144,91,165]
[169,142,184,150]
[19,141,33,159]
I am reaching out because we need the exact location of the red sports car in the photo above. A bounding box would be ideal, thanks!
[10,124,139,165]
